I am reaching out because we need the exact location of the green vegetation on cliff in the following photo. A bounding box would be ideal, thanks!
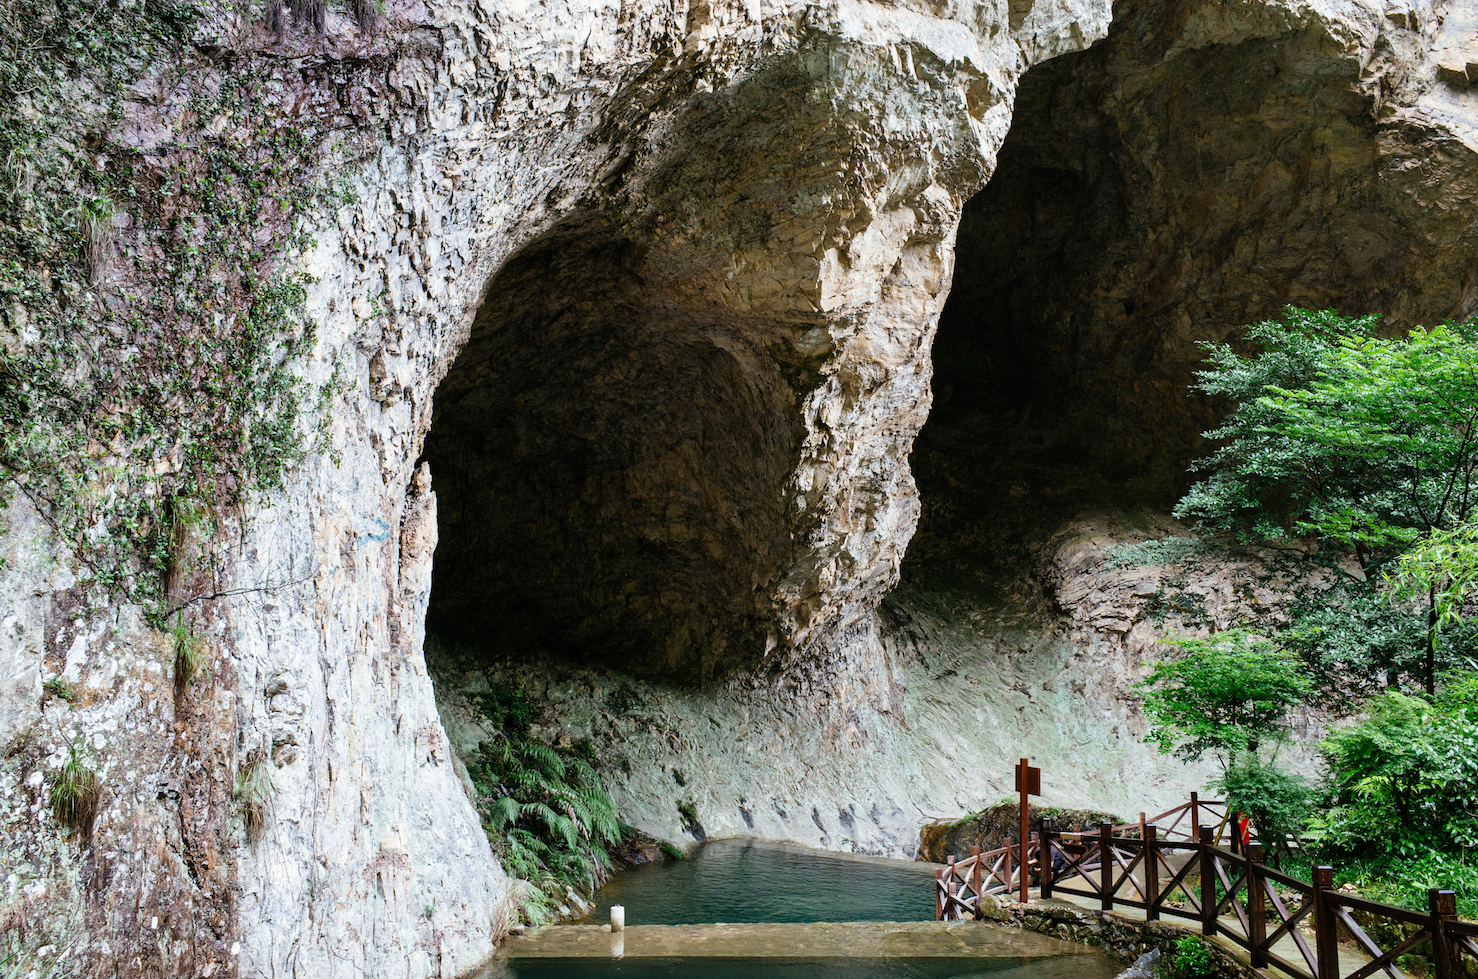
[1138,630,1309,769]
[1141,308,1478,910]
[1176,307,1478,692]
[462,682,625,925]
[0,0,353,620]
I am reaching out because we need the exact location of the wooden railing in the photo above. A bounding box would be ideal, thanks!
[934,794,1236,922]
[936,803,1477,979]
[1110,793,1240,848]
[935,839,1039,920]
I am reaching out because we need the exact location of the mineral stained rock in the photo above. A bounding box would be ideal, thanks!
[2,0,1477,974]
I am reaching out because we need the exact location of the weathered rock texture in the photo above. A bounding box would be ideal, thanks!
[936,0,1478,492]
[419,0,1111,678]
[916,801,1120,863]
[4,0,1108,973]
[998,898,1259,979]
[428,508,1326,862]
[3,0,1478,975]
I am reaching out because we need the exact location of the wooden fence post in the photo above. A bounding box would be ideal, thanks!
[1145,823,1160,921]
[947,856,957,921]
[1313,865,1339,979]
[1430,888,1458,979]
[1247,842,1267,967]
[972,845,982,918]
[1100,820,1114,911]
[1039,817,1054,900]
[1190,791,1199,833]
[935,866,944,921]
[1200,825,1217,938]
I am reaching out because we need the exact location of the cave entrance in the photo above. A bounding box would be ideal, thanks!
[419,215,798,681]
[904,0,1470,597]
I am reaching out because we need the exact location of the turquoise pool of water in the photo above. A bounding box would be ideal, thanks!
[575,839,937,926]
[495,956,1115,979]
[481,840,1125,979]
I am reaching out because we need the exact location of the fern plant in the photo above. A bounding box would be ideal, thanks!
[467,683,625,924]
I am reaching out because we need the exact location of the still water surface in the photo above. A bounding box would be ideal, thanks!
[575,838,936,925]
[499,958,1118,979]
[484,840,1124,979]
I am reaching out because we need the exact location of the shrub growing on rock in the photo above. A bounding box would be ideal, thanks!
[1212,761,1311,866]
[1310,675,1478,856]
[48,742,100,840]
[1172,935,1214,979]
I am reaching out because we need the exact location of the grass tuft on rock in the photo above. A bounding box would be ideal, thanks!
[172,615,208,697]
[49,742,100,839]
[236,749,274,844]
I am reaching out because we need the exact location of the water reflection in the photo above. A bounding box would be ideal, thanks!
[482,841,1124,979]
[495,958,1115,979]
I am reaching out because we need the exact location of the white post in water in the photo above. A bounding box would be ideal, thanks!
[610,905,625,932]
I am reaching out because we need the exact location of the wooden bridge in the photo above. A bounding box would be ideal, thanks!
[934,794,1478,979]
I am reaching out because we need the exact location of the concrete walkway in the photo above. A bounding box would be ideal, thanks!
[500,919,1117,961]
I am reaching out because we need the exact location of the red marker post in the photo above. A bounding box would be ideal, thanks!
[1014,757,1041,904]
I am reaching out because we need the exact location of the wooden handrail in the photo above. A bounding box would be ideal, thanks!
[937,794,1474,979]
[1327,891,1432,927]
[933,838,1042,920]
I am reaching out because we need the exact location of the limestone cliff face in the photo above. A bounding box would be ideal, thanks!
[417,0,1111,679]
[0,0,1105,973]
[2,0,1477,976]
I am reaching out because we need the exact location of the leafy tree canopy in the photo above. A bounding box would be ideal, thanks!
[1138,629,1310,769]
[1175,309,1478,556]
[1391,525,1478,666]
[1174,308,1478,691]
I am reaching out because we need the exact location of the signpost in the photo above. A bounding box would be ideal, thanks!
[1014,757,1040,903]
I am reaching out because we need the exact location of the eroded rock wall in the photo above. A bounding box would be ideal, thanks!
[427,508,1327,862]
[937,0,1478,491]
[4,0,1478,974]
[2,0,1108,973]
[420,0,1113,679]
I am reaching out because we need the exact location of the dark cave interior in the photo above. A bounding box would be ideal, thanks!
[420,216,800,680]
[422,0,1478,674]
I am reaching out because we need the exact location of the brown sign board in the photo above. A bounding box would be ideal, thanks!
[1015,761,1041,796]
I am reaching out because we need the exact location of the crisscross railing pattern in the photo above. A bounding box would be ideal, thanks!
[935,840,1038,920]
[1448,918,1478,978]
[1111,793,1237,847]
[935,795,1474,979]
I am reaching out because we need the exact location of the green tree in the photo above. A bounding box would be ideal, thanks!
[1213,761,1311,866]
[1174,308,1380,548]
[1278,581,1432,696]
[1176,308,1478,692]
[1311,675,1478,857]
[1137,630,1310,770]
[1391,525,1478,681]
